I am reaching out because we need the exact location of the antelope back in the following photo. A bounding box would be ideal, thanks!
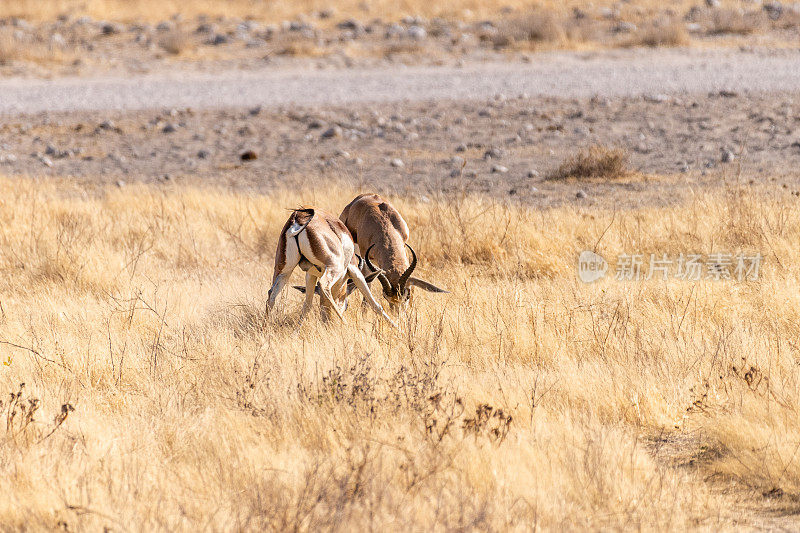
[340,193,410,284]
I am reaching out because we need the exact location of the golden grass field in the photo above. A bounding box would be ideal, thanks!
[0,175,799,530]
[1,0,755,23]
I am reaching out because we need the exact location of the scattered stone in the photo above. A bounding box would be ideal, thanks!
[196,23,216,33]
[240,150,258,161]
[156,21,174,32]
[197,149,210,159]
[0,153,17,164]
[600,7,618,19]
[208,34,229,45]
[491,164,508,173]
[161,122,178,133]
[763,1,783,20]
[721,148,736,162]
[484,147,504,159]
[321,125,342,139]
[645,94,669,103]
[576,190,587,199]
[455,143,467,152]
[337,19,364,31]
[50,33,66,47]
[98,119,116,130]
[614,21,637,33]
[116,180,126,187]
[451,156,465,167]
[527,169,540,178]
[101,22,123,35]
[385,23,404,38]
[249,106,263,116]
[37,155,54,167]
[705,0,721,7]
[390,158,405,168]
[407,25,427,40]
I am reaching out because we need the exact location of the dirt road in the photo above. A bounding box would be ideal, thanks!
[0,48,798,114]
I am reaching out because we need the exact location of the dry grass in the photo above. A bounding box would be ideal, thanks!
[490,12,566,48]
[548,144,630,180]
[0,0,760,24]
[1,176,800,529]
[158,30,193,55]
[0,30,68,66]
[622,22,690,48]
[704,8,762,36]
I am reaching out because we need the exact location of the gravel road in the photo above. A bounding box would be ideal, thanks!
[0,48,799,114]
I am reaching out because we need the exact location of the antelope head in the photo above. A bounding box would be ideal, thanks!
[364,242,448,308]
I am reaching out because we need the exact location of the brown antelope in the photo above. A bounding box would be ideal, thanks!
[267,207,398,328]
[339,193,447,308]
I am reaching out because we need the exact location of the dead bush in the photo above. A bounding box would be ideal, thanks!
[0,32,21,65]
[705,9,761,35]
[622,23,689,47]
[548,145,630,180]
[488,12,565,48]
[158,30,192,55]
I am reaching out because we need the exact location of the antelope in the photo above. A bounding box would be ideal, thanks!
[267,207,398,328]
[339,193,447,308]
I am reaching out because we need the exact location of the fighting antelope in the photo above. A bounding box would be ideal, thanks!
[267,207,398,328]
[339,193,447,308]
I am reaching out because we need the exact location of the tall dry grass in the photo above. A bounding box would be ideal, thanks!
[0,176,799,529]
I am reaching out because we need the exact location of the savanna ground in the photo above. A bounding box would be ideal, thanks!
[2,0,800,529]
[0,0,799,77]
[1,174,800,530]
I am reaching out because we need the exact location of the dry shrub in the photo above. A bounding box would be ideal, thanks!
[275,37,326,57]
[0,29,66,65]
[0,383,73,450]
[622,22,689,47]
[705,8,761,35]
[548,145,630,180]
[158,30,192,55]
[0,33,19,64]
[489,12,565,48]
[382,41,424,57]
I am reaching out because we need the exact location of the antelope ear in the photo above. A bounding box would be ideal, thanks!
[364,269,383,283]
[407,277,449,293]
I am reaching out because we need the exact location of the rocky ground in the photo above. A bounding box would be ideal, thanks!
[1,2,799,78]
[2,91,799,208]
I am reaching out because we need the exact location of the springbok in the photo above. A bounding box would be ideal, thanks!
[267,207,398,328]
[339,193,447,308]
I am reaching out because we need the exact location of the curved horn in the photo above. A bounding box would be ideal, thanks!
[366,244,392,295]
[398,243,418,294]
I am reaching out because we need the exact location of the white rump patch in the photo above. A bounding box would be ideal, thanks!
[287,221,306,238]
